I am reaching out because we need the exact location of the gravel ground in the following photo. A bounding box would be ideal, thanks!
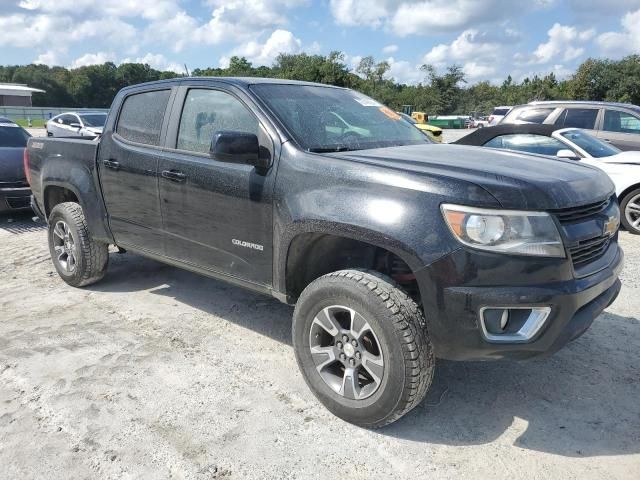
[0,211,638,480]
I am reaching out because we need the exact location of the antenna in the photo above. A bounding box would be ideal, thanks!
[184,64,190,77]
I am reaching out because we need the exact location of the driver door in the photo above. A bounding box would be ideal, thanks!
[159,84,277,286]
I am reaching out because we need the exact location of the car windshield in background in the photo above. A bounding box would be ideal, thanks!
[251,84,429,152]
[560,129,620,158]
[492,108,510,116]
[0,124,30,148]
[79,114,107,127]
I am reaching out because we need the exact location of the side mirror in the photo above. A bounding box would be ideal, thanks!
[556,149,579,160]
[70,122,82,129]
[210,131,269,169]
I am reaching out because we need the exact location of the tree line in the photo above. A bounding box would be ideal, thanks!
[1,53,639,114]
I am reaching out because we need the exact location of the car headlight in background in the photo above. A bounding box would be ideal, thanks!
[441,204,565,257]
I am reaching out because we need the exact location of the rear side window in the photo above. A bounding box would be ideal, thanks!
[0,125,30,147]
[116,90,171,146]
[603,110,640,134]
[554,108,598,129]
[177,89,258,154]
[492,108,510,116]
[510,107,554,124]
[484,134,568,156]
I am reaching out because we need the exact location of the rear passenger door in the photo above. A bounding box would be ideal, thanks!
[553,107,600,137]
[158,83,277,286]
[97,88,175,254]
[599,109,640,151]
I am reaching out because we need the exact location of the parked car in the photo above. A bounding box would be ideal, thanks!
[500,101,640,151]
[27,78,623,427]
[397,112,442,142]
[454,124,640,234]
[0,118,31,214]
[46,111,108,137]
[488,106,512,126]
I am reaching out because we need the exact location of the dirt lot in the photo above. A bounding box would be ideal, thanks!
[0,212,638,480]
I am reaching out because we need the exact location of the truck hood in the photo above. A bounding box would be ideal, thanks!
[0,147,26,183]
[332,144,614,210]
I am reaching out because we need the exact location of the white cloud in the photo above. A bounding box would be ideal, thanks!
[422,29,514,81]
[121,53,184,73]
[330,0,552,35]
[528,23,596,65]
[33,50,61,66]
[0,14,70,47]
[385,57,423,84]
[382,44,398,54]
[596,8,640,57]
[220,29,302,67]
[71,52,115,68]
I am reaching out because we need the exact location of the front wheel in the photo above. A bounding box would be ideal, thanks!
[293,270,435,428]
[48,202,109,287]
[621,188,640,234]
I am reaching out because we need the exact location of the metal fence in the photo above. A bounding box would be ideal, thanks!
[0,106,109,122]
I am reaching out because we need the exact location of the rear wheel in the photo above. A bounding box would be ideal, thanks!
[48,202,109,287]
[621,188,640,235]
[293,269,434,428]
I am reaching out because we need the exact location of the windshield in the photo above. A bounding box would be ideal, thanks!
[492,108,510,116]
[0,124,30,148]
[559,129,620,158]
[79,113,107,127]
[251,84,429,152]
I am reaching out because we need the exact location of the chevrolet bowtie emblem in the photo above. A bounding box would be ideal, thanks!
[604,215,619,236]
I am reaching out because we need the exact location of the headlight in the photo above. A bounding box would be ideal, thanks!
[441,204,565,257]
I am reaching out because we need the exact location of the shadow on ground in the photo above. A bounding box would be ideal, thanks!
[91,251,640,458]
[0,212,44,234]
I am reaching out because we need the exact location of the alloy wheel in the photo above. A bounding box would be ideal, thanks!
[52,220,77,273]
[309,305,385,400]
[625,193,640,231]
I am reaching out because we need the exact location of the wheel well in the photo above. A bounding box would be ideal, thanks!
[285,233,419,304]
[44,186,79,219]
[618,184,640,205]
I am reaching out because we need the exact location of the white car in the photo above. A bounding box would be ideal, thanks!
[455,125,640,234]
[551,128,640,233]
[488,106,512,126]
[46,112,107,138]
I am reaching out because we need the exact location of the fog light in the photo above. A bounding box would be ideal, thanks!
[479,306,551,343]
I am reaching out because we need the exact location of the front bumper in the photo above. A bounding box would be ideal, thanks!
[0,186,32,214]
[416,244,623,361]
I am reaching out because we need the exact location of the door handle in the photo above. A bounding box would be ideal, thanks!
[162,170,187,182]
[103,159,120,170]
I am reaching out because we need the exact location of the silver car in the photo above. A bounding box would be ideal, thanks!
[46,112,108,138]
[501,101,640,151]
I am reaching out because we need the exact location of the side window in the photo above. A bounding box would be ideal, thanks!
[485,134,568,156]
[513,107,555,124]
[116,90,171,146]
[60,114,75,125]
[603,110,640,134]
[177,89,259,154]
[555,108,598,129]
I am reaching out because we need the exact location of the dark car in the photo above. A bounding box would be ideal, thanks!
[0,118,31,214]
[26,78,623,427]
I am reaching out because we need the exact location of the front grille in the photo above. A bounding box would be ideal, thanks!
[0,181,29,189]
[552,198,610,224]
[6,196,30,209]
[569,234,611,268]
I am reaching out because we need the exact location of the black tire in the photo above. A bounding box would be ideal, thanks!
[620,188,640,235]
[293,269,435,428]
[48,202,109,287]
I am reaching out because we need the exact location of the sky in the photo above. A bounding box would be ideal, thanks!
[1,0,639,84]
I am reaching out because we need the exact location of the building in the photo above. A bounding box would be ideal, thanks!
[0,83,46,107]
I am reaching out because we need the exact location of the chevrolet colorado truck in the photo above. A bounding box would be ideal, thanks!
[26,78,624,427]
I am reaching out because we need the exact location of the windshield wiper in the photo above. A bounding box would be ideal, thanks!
[308,146,356,153]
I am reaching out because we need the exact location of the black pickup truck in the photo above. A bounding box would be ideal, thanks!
[26,78,623,427]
